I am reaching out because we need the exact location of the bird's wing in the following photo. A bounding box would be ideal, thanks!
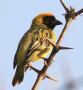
[24,29,42,62]
[13,30,32,68]
[13,29,41,68]
[13,28,55,68]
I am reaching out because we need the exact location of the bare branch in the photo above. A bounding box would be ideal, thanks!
[32,73,45,90]
[31,0,83,90]
[56,18,72,47]
[60,0,69,12]
[75,9,83,17]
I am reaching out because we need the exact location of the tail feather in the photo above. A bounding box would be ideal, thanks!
[12,66,24,86]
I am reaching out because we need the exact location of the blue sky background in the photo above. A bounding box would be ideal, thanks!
[0,0,83,90]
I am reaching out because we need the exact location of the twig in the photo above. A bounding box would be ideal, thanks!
[60,0,69,12]
[31,0,83,90]
[75,9,83,17]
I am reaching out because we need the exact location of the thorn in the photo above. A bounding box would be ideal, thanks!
[70,6,73,10]
[45,75,58,82]
[45,37,56,48]
[59,46,74,50]
[70,6,75,11]
[30,66,40,74]
[45,37,60,53]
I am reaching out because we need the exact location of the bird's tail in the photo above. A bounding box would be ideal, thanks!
[12,66,24,86]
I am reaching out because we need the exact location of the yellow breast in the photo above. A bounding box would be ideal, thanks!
[28,29,56,62]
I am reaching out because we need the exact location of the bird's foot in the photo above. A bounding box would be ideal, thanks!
[44,60,54,66]
[40,57,54,66]
[44,61,49,66]
[39,57,49,66]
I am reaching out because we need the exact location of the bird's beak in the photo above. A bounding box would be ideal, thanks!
[56,20,63,25]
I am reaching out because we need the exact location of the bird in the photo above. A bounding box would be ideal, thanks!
[12,12,62,86]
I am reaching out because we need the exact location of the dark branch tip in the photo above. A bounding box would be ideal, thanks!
[59,46,74,50]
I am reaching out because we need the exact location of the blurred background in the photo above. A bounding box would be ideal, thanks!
[0,0,83,90]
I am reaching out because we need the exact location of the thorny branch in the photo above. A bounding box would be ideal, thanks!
[31,0,83,90]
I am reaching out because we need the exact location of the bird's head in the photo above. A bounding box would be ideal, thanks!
[33,12,62,30]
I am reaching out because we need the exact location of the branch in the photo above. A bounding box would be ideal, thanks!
[60,0,69,12]
[56,18,72,47]
[31,0,83,90]
[32,72,45,90]
[75,9,83,17]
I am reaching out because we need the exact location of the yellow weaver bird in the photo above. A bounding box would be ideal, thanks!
[12,12,62,86]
